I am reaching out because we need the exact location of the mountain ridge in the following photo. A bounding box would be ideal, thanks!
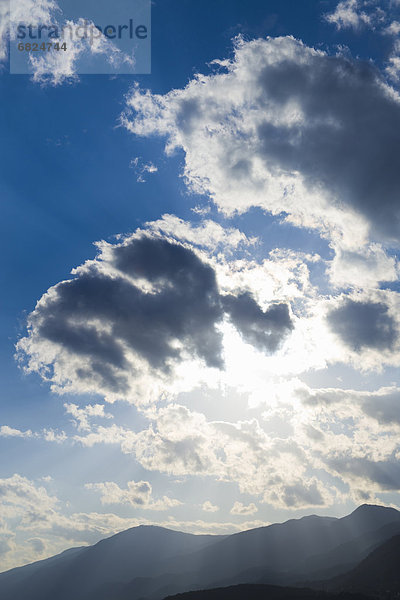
[1,504,400,600]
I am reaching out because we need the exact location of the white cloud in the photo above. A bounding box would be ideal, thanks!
[146,214,256,251]
[29,18,133,86]
[161,517,268,535]
[230,501,258,515]
[328,243,398,288]
[85,480,182,511]
[385,20,400,36]
[0,425,33,438]
[74,424,135,448]
[0,425,66,444]
[286,381,400,498]
[387,38,400,81]
[111,403,339,509]
[0,0,58,63]
[0,1,134,85]
[202,500,219,512]
[0,474,59,522]
[64,402,113,431]
[324,0,376,30]
[130,157,158,183]
[41,428,67,443]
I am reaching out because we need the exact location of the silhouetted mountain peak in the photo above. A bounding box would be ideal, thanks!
[350,503,398,515]
[346,503,400,526]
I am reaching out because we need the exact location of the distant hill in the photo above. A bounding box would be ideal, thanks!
[0,527,226,600]
[164,583,370,600]
[320,533,400,596]
[112,504,400,600]
[1,505,400,600]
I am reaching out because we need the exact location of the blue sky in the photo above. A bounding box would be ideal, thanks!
[1,0,400,572]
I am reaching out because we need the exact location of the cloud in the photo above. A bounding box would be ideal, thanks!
[286,381,400,497]
[278,479,326,508]
[0,537,13,557]
[0,473,268,571]
[222,292,293,353]
[297,381,400,428]
[30,19,134,86]
[324,0,377,30]
[105,403,339,509]
[147,214,255,251]
[71,377,400,510]
[327,298,399,351]
[64,403,112,431]
[0,1,134,85]
[74,424,135,448]
[230,501,258,515]
[123,36,400,246]
[27,537,46,554]
[326,456,400,491]
[202,500,219,512]
[325,1,400,81]
[0,521,15,560]
[0,0,57,61]
[85,480,182,511]
[130,157,158,183]
[362,389,400,426]
[0,425,33,438]
[328,243,398,288]
[0,474,59,522]
[387,48,400,81]
[17,227,293,403]
[17,233,223,401]
[0,425,66,444]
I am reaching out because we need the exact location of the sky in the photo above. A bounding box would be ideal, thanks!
[1,0,400,572]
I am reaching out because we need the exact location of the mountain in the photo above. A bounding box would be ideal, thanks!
[0,547,86,596]
[0,527,226,600]
[111,504,400,600]
[320,533,400,596]
[1,504,400,600]
[172,504,400,583]
[164,583,370,600]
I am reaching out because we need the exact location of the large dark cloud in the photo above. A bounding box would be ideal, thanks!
[222,292,293,353]
[327,299,398,351]
[126,37,400,243]
[30,236,224,377]
[255,53,400,240]
[19,234,293,396]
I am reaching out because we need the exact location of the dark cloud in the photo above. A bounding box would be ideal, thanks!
[29,236,224,386]
[327,456,400,490]
[362,391,400,425]
[327,299,398,351]
[28,538,46,554]
[281,480,325,508]
[223,292,293,353]
[255,54,400,241]
[20,234,293,396]
[126,38,400,242]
